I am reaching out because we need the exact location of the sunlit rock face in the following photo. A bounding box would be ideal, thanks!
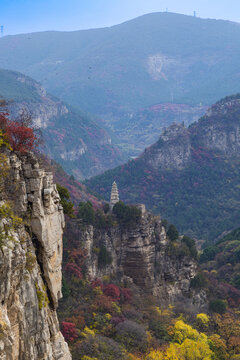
[0,149,71,360]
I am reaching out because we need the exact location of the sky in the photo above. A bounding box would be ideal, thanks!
[1,0,240,35]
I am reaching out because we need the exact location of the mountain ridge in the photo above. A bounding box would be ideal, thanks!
[86,94,240,242]
[0,68,126,179]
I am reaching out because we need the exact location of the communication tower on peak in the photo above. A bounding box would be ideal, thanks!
[0,26,4,37]
[194,11,197,17]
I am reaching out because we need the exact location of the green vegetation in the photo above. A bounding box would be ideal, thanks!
[190,273,207,289]
[78,201,95,225]
[35,283,49,310]
[167,225,179,242]
[0,202,23,248]
[56,183,75,218]
[98,245,112,268]
[25,251,37,273]
[113,201,141,226]
[209,300,227,314]
[35,282,49,310]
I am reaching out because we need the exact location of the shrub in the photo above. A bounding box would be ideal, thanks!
[65,249,87,279]
[115,320,148,352]
[149,319,170,342]
[103,284,121,302]
[190,273,207,289]
[61,321,78,342]
[209,299,227,314]
[181,235,198,259]
[73,334,126,360]
[161,219,168,229]
[35,283,49,310]
[120,288,132,304]
[167,224,179,242]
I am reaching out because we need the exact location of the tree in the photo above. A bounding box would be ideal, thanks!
[164,320,213,360]
[113,201,141,225]
[0,111,41,153]
[56,184,75,218]
[209,300,227,314]
[167,224,179,241]
[61,321,78,342]
[78,201,95,225]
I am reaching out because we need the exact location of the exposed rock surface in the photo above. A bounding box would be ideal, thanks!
[0,149,71,360]
[66,210,205,309]
[143,123,191,170]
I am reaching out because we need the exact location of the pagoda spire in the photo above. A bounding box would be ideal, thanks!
[110,181,119,210]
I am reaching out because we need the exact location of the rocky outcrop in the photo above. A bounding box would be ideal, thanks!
[0,149,71,360]
[143,123,191,170]
[66,210,205,309]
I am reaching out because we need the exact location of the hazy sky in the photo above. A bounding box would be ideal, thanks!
[1,0,240,35]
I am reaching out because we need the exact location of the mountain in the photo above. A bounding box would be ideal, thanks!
[86,94,240,242]
[0,69,126,179]
[1,13,240,153]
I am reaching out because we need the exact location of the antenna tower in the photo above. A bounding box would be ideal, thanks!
[0,26,3,37]
[194,11,197,17]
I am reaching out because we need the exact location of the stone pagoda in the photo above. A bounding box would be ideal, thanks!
[110,181,119,210]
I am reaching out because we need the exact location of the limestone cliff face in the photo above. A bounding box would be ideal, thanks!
[142,123,192,170]
[0,150,71,360]
[191,97,240,155]
[67,209,205,309]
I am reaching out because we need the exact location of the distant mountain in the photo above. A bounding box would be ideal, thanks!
[1,13,240,154]
[86,94,240,242]
[0,69,126,179]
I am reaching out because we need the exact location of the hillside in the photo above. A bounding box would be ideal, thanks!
[1,13,240,153]
[57,201,240,359]
[0,69,126,179]
[86,94,240,242]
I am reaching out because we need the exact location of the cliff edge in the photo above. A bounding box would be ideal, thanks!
[0,148,71,359]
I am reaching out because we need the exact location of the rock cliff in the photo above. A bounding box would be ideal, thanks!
[66,208,205,309]
[0,148,71,359]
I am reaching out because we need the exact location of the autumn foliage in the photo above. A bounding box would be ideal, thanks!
[61,322,78,342]
[0,111,39,153]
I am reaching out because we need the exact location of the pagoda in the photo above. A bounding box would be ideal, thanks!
[110,181,119,210]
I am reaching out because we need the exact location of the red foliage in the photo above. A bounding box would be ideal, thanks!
[65,248,87,279]
[103,284,121,302]
[61,321,78,342]
[120,288,132,303]
[91,278,103,289]
[111,316,126,325]
[6,120,37,153]
[0,112,39,153]
[92,294,113,313]
[65,263,83,279]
